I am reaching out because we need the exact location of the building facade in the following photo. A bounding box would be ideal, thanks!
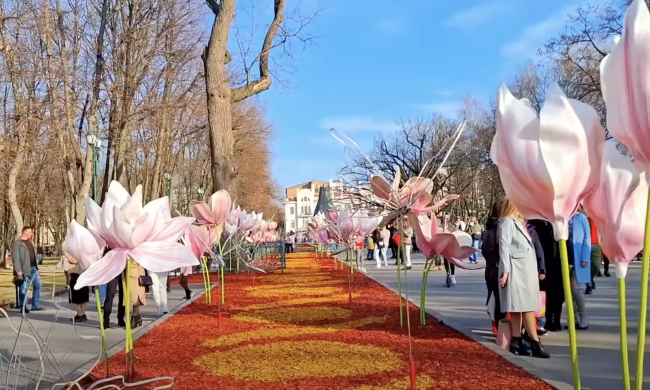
[282,180,331,232]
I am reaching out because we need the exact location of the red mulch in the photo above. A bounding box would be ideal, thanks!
[86,254,553,390]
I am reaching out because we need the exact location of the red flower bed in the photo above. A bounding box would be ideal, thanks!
[87,254,553,390]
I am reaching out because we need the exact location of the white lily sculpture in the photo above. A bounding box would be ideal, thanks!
[78,181,199,289]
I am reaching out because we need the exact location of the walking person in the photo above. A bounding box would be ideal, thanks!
[482,202,504,329]
[443,258,456,286]
[402,221,413,270]
[179,266,194,300]
[12,227,43,313]
[498,199,549,358]
[567,210,591,330]
[468,216,483,264]
[355,240,365,272]
[526,222,548,336]
[586,216,601,294]
[284,232,293,254]
[65,251,89,322]
[388,224,397,260]
[528,219,563,332]
[366,236,374,261]
[149,270,169,315]
[374,227,389,268]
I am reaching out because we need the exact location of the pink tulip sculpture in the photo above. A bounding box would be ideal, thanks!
[491,83,605,389]
[583,142,649,389]
[191,189,232,304]
[600,1,650,386]
[182,225,218,304]
[409,213,480,325]
[79,181,198,379]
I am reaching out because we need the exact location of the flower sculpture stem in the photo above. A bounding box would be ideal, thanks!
[201,257,212,305]
[635,192,650,390]
[397,242,403,328]
[95,286,109,376]
[123,259,134,380]
[619,278,631,390]
[220,265,225,305]
[420,259,434,326]
[559,240,581,390]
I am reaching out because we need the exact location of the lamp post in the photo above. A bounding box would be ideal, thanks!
[86,134,103,201]
[197,186,205,201]
[163,173,172,197]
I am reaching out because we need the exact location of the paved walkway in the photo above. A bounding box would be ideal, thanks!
[0,281,206,390]
[361,253,649,390]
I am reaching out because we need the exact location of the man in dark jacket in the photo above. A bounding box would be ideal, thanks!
[528,219,563,332]
[12,226,44,313]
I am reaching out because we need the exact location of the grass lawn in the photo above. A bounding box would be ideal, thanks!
[0,257,67,307]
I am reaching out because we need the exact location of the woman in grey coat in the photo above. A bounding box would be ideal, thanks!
[498,199,549,358]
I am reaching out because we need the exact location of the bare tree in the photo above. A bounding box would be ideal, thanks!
[202,0,317,192]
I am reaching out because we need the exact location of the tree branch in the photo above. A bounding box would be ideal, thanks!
[230,0,286,103]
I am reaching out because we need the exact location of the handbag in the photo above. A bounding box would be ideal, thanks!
[12,275,24,287]
[496,320,512,350]
[138,275,153,287]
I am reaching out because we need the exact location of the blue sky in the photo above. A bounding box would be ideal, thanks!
[253,0,606,189]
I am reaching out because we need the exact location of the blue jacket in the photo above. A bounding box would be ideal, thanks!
[568,213,591,284]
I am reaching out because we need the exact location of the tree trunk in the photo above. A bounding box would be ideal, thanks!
[7,134,25,240]
[203,0,237,192]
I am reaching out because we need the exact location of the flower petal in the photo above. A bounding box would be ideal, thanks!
[129,241,200,272]
[111,207,134,248]
[209,190,232,225]
[370,176,392,201]
[149,216,195,242]
[121,185,143,225]
[64,221,103,270]
[191,201,215,225]
[75,249,128,289]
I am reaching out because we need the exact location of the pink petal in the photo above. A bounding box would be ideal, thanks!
[111,207,134,248]
[209,190,232,225]
[600,0,650,167]
[583,142,648,278]
[121,185,143,225]
[102,181,131,227]
[150,216,195,242]
[64,221,103,270]
[75,249,129,289]
[191,202,215,225]
[129,241,199,273]
[142,197,169,221]
[392,169,401,194]
[447,256,485,270]
[410,191,433,213]
[370,176,392,201]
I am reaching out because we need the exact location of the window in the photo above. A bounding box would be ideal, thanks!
[290,221,295,229]
[290,206,294,215]
[301,196,309,202]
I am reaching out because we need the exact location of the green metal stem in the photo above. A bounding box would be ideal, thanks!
[635,187,650,390]
[559,240,581,390]
[619,277,631,390]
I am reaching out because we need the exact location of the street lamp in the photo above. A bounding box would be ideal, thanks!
[197,187,205,200]
[86,134,103,201]
[163,173,172,197]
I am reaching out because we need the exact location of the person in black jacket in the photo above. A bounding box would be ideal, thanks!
[527,219,563,332]
[527,222,548,336]
[482,202,504,325]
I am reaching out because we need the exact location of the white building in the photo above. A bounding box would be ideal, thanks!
[283,180,329,232]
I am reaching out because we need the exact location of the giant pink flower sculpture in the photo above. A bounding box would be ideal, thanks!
[63,221,105,271]
[191,190,232,238]
[77,181,198,289]
[583,142,649,278]
[409,213,481,270]
[600,0,650,178]
[183,226,218,259]
[491,83,605,240]
[370,169,433,212]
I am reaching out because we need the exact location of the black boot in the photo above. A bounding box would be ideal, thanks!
[531,340,551,358]
[510,337,532,356]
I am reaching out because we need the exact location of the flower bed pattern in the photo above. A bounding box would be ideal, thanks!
[90,254,554,390]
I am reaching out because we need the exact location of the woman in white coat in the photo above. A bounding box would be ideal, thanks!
[498,199,549,358]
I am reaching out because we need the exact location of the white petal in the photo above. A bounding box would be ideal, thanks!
[129,241,199,272]
[75,249,128,289]
[149,216,195,242]
[121,185,143,225]
[111,207,134,248]
[64,221,103,270]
